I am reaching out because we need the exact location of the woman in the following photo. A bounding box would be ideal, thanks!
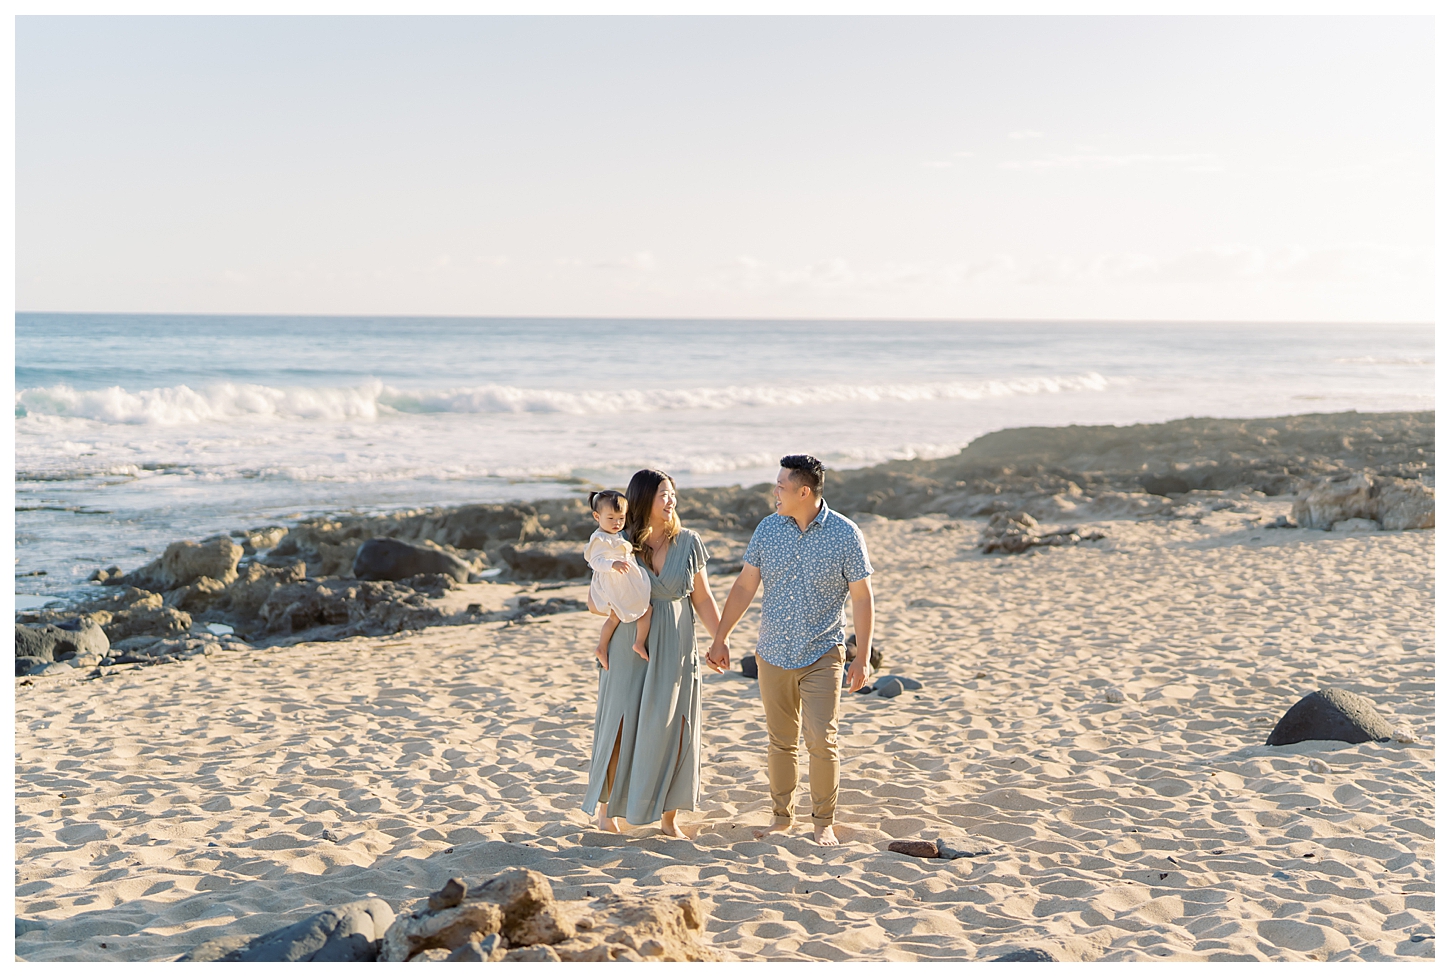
[581,468,723,839]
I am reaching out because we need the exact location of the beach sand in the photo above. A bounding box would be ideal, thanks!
[15,506,1435,961]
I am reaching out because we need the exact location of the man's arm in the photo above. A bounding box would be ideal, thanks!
[844,576,874,693]
[705,563,762,671]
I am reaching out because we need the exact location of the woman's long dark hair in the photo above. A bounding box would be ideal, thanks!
[624,468,679,556]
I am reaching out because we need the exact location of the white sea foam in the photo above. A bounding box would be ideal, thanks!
[16,373,1118,426]
[1333,356,1434,365]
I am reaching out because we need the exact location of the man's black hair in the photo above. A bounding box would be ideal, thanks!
[780,454,825,497]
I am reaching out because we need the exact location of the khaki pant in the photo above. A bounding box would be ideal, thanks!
[757,645,844,826]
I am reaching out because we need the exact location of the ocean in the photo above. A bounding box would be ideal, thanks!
[14,313,1434,604]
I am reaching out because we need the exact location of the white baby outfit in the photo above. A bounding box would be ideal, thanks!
[584,529,652,623]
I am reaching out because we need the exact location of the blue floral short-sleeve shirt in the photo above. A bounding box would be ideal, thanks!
[742,499,873,669]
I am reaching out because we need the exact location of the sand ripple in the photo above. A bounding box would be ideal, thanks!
[15,510,1435,960]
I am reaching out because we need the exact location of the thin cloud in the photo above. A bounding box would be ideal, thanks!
[1000,153,1222,172]
[1007,129,1044,140]
[922,160,952,169]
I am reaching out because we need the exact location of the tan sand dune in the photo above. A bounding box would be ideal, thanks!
[15,506,1434,961]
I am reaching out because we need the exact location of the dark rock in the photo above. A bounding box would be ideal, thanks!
[1141,474,1191,497]
[1268,515,1297,529]
[15,656,48,677]
[14,624,57,662]
[403,572,458,597]
[741,655,758,679]
[1266,689,1394,746]
[15,621,109,666]
[180,898,395,962]
[510,596,589,621]
[499,541,591,580]
[255,578,445,638]
[996,947,1058,961]
[89,566,124,584]
[872,674,922,691]
[353,537,470,583]
[876,677,905,698]
[429,878,468,912]
[888,840,939,858]
[448,933,504,961]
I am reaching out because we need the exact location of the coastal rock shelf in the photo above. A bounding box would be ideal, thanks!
[15,410,1434,671]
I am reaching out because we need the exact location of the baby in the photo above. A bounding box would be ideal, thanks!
[584,490,652,669]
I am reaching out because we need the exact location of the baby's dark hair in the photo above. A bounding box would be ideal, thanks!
[589,490,627,514]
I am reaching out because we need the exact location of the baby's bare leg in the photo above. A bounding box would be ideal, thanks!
[597,611,620,669]
[631,606,653,661]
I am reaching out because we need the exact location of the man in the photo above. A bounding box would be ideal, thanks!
[707,454,874,847]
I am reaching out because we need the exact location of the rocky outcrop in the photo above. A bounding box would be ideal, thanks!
[118,535,243,591]
[257,579,445,638]
[1266,689,1395,746]
[978,511,1105,555]
[89,591,193,642]
[180,899,395,962]
[14,620,109,670]
[499,541,591,580]
[379,869,727,963]
[1290,472,1433,531]
[353,537,472,583]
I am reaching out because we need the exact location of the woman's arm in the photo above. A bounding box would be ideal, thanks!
[689,566,723,642]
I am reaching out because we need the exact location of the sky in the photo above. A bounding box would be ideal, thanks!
[15,15,1435,322]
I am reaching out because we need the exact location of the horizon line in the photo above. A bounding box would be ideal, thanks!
[14,310,1436,328]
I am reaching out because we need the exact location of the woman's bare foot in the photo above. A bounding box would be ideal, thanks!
[752,821,792,840]
[813,824,840,846]
[594,804,621,833]
[660,810,688,839]
[632,638,649,661]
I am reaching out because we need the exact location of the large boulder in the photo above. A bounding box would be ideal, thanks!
[1374,476,1435,530]
[1291,473,1434,531]
[1266,689,1395,746]
[124,536,243,591]
[353,538,471,583]
[499,541,591,580]
[180,899,395,962]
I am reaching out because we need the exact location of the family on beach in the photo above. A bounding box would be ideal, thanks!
[580,455,874,847]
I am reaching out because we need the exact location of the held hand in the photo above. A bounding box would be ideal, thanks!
[705,638,730,674]
[845,656,870,693]
[612,560,629,573]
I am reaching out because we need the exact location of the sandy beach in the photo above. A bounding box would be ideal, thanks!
[16,500,1435,961]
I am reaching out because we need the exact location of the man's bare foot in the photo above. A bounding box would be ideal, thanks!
[660,811,687,839]
[594,805,621,833]
[814,824,840,846]
[632,640,649,661]
[753,821,792,840]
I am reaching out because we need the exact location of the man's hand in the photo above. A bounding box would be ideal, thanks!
[845,654,870,693]
[611,560,629,573]
[705,638,730,674]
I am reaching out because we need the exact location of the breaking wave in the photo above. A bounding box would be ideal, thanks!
[15,373,1118,426]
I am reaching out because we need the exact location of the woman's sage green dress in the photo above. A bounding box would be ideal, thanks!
[582,529,707,825]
